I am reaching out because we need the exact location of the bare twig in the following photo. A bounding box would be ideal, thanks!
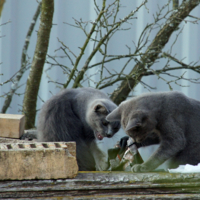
[72,0,148,88]
[1,2,41,113]
[64,0,107,88]
[111,0,200,105]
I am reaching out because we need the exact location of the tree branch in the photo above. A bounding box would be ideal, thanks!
[1,2,41,113]
[22,0,54,129]
[72,0,147,88]
[0,0,5,18]
[110,0,200,105]
[64,0,106,88]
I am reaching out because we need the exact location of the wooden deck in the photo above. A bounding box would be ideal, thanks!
[1,171,200,199]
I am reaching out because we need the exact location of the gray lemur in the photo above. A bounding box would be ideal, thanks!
[106,91,200,172]
[37,88,120,171]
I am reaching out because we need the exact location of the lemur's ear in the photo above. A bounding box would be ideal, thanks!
[106,107,121,122]
[125,118,142,131]
[94,104,108,114]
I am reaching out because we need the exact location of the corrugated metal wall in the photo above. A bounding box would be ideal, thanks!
[0,0,200,164]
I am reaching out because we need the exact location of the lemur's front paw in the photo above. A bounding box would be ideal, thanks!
[131,164,150,172]
[95,158,109,171]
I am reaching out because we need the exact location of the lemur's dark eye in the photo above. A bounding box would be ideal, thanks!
[102,119,109,126]
[134,126,141,131]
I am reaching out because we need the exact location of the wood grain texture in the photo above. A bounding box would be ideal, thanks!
[0,172,200,199]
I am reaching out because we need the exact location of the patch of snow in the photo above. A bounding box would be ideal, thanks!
[169,163,200,173]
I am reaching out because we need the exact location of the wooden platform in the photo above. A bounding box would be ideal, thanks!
[1,171,200,199]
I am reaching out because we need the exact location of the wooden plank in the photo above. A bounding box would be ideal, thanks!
[0,172,200,198]
[0,193,200,199]
[0,114,25,138]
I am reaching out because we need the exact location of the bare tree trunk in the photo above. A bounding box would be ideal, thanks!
[23,0,54,129]
[0,0,5,18]
[111,0,200,105]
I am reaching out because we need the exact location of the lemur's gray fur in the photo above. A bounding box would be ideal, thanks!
[38,88,120,171]
[107,91,200,172]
